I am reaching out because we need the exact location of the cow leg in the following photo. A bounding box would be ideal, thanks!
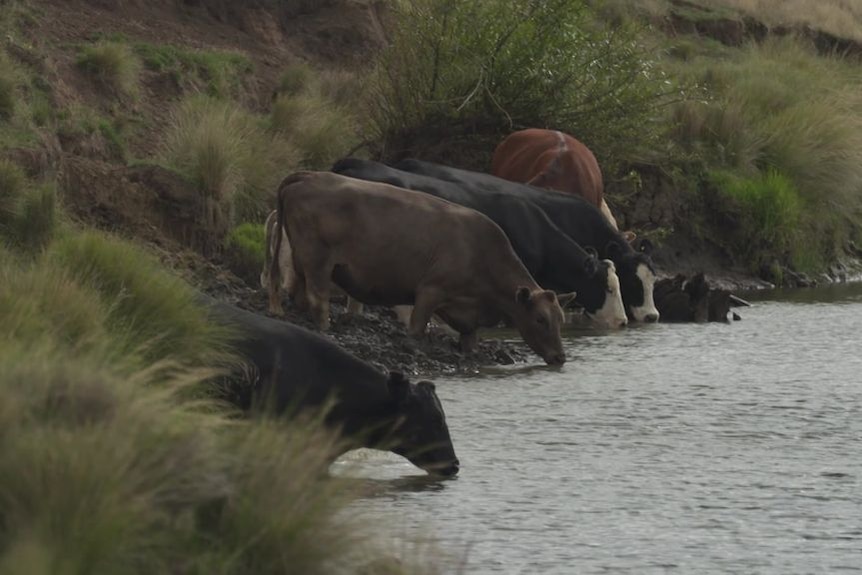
[267,275,284,317]
[290,272,308,311]
[393,305,413,328]
[304,265,333,331]
[408,289,443,337]
[459,331,478,353]
[346,297,364,315]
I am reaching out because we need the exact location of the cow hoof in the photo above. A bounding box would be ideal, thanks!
[268,304,284,317]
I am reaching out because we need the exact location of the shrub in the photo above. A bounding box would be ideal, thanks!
[49,230,231,366]
[224,223,265,286]
[368,0,675,168]
[159,96,299,239]
[77,42,141,96]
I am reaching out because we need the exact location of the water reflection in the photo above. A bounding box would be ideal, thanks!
[347,284,862,574]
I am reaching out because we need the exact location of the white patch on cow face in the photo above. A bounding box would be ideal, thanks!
[588,260,627,328]
[629,263,660,323]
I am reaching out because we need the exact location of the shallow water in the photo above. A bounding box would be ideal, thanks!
[336,284,862,574]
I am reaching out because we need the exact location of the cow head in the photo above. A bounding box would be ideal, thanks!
[606,239,660,323]
[511,287,574,365]
[578,249,628,329]
[387,372,459,477]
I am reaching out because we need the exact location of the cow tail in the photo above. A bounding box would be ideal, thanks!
[269,172,310,313]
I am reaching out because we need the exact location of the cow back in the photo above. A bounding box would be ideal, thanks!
[491,129,603,207]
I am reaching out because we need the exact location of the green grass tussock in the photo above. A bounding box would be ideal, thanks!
[0,232,429,573]
[708,169,801,261]
[224,223,265,285]
[77,41,142,97]
[49,230,231,366]
[159,96,299,239]
[0,262,109,352]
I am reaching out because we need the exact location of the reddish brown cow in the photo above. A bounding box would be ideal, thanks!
[491,129,619,230]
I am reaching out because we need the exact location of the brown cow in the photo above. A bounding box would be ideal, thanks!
[491,128,620,230]
[268,172,575,365]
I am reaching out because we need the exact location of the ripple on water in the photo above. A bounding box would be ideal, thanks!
[345,286,862,574]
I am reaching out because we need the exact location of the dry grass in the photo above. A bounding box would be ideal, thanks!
[625,0,862,43]
[159,96,300,237]
[710,0,862,43]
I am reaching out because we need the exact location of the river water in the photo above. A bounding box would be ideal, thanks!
[336,283,862,574]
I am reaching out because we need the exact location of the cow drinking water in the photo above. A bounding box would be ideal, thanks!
[205,298,460,476]
[269,171,574,365]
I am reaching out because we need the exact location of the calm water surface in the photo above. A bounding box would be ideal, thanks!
[336,284,862,574]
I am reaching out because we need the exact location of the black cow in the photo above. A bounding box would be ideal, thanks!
[332,158,627,329]
[205,299,459,476]
[394,159,660,323]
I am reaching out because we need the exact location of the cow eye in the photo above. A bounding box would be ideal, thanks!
[607,287,614,294]
[536,316,547,325]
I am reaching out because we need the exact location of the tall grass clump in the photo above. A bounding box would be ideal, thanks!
[159,96,299,239]
[668,36,862,270]
[49,230,231,365]
[77,41,141,97]
[270,93,357,169]
[0,161,56,254]
[368,0,676,167]
[0,348,226,575]
[0,56,17,120]
[671,37,862,206]
[276,61,315,97]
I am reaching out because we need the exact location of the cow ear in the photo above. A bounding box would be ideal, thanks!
[622,230,637,244]
[557,292,577,308]
[583,255,598,278]
[605,240,623,260]
[387,371,411,404]
[515,286,532,306]
[417,380,436,393]
[637,238,654,255]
